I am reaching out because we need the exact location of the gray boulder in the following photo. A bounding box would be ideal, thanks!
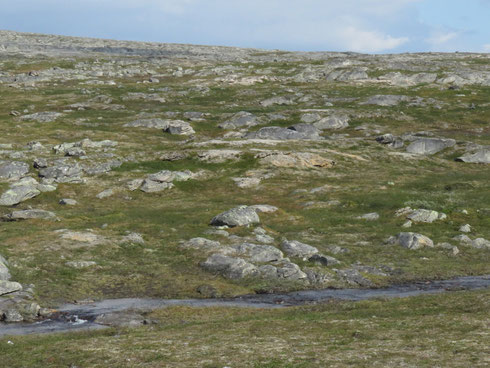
[456,149,490,164]
[210,205,260,227]
[38,160,83,183]
[356,212,380,221]
[219,111,259,129]
[260,96,295,107]
[140,179,174,193]
[406,138,456,155]
[470,238,490,250]
[0,161,30,180]
[281,239,319,259]
[361,95,410,106]
[313,115,349,130]
[0,177,41,206]
[0,281,22,296]
[300,113,321,123]
[388,232,434,250]
[375,134,404,149]
[201,254,258,279]
[308,254,340,266]
[245,124,321,140]
[19,111,63,123]
[4,209,57,221]
[233,242,283,263]
[406,209,446,223]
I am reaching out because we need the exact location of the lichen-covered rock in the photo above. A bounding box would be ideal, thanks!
[387,232,434,250]
[406,138,456,155]
[210,205,260,227]
[456,149,490,164]
[0,161,30,180]
[407,209,446,223]
[4,209,57,221]
[201,254,258,279]
[232,242,283,263]
[0,281,22,296]
[281,239,319,259]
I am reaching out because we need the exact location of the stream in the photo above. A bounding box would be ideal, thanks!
[1,275,489,337]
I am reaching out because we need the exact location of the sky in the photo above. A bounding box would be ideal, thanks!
[1,0,489,53]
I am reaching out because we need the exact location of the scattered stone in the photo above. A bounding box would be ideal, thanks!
[336,269,373,287]
[94,312,150,327]
[260,96,294,107]
[197,150,242,163]
[245,125,321,140]
[456,149,490,164]
[0,161,30,180]
[406,138,456,155]
[313,115,349,130]
[122,232,145,245]
[361,95,410,107]
[0,177,41,206]
[59,198,77,205]
[96,189,114,199]
[65,261,97,268]
[356,212,379,221]
[248,204,278,214]
[308,254,340,266]
[0,281,22,296]
[201,254,258,279]
[210,206,260,227]
[257,152,334,168]
[387,232,434,250]
[459,224,471,233]
[281,239,319,259]
[3,209,57,221]
[375,134,404,149]
[218,111,259,129]
[407,209,447,223]
[19,111,63,123]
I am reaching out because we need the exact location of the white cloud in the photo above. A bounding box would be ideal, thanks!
[335,26,409,52]
[427,31,459,46]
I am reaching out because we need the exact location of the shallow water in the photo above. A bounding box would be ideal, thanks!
[1,275,489,337]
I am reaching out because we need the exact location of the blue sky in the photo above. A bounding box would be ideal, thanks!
[1,0,489,53]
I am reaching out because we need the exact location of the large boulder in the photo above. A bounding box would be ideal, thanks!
[0,161,30,180]
[281,239,319,259]
[0,177,41,206]
[218,111,259,129]
[406,209,447,223]
[201,254,258,280]
[210,206,260,227]
[456,149,490,164]
[313,115,349,130]
[233,243,283,263]
[4,209,57,221]
[388,232,434,250]
[0,281,22,296]
[406,138,456,155]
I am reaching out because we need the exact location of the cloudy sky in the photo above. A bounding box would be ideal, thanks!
[1,0,489,53]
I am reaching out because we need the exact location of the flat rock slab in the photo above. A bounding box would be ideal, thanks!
[0,281,22,296]
[406,138,456,155]
[456,149,490,164]
[4,209,57,221]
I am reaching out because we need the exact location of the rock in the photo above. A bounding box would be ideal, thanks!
[0,177,41,206]
[232,177,261,188]
[0,161,30,180]
[59,198,77,205]
[218,111,259,129]
[257,152,334,168]
[402,220,413,228]
[33,158,48,169]
[60,230,103,244]
[470,238,490,250]
[197,150,242,163]
[94,312,149,327]
[459,224,471,233]
[122,232,145,245]
[0,281,22,296]
[313,115,349,130]
[3,309,24,322]
[19,111,63,123]
[182,237,223,251]
[259,260,308,281]
[201,254,258,279]
[281,239,319,259]
[336,269,373,287]
[375,134,404,149]
[361,95,410,106]
[147,170,194,183]
[406,138,456,155]
[210,206,260,227]
[96,189,114,199]
[233,242,283,263]
[164,120,195,135]
[65,261,97,268]
[453,234,472,244]
[308,254,340,266]
[0,256,10,281]
[456,149,490,164]
[124,118,172,129]
[300,113,321,123]
[387,232,434,250]
[196,284,219,298]
[160,151,189,161]
[126,179,144,191]
[3,209,57,221]
[406,209,447,223]
[356,212,379,221]
[245,125,321,140]
[248,204,278,213]
[38,160,83,183]
[260,96,294,107]
[140,180,174,193]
